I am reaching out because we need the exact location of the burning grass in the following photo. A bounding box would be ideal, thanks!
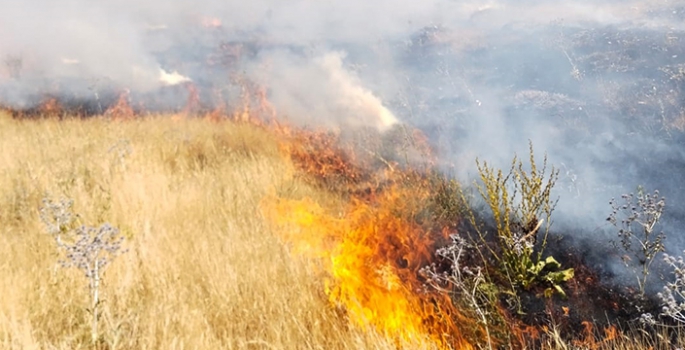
[0,110,684,349]
[262,177,475,348]
[261,117,685,349]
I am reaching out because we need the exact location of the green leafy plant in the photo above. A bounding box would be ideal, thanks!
[472,142,574,298]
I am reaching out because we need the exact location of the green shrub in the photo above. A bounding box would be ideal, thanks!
[472,142,573,298]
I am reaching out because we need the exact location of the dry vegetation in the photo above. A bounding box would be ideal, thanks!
[0,111,409,349]
[0,110,683,350]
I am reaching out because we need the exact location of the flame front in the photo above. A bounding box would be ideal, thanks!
[264,166,474,348]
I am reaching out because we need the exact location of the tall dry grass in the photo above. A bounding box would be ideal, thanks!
[0,112,403,349]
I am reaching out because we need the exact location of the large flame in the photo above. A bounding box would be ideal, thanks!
[263,127,476,348]
[265,187,472,348]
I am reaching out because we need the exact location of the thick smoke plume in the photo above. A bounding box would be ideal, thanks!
[4,0,685,290]
[245,50,399,130]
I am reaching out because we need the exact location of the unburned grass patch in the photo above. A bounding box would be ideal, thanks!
[0,113,399,350]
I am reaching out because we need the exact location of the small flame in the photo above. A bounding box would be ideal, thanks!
[182,83,200,116]
[281,128,363,188]
[105,90,134,120]
[572,321,619,349]
[39,97,62,115]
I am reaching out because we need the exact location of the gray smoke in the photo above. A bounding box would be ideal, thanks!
[4,0,685,290]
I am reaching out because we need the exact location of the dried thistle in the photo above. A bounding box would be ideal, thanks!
[420,234,494,350]
[40,197,127,344]
[607,189,665,297]
[39,197,76,237]
[658,252,685,324]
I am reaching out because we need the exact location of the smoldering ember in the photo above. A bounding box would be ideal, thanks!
[4,0,685,349]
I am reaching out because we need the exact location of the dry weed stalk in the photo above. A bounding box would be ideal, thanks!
[607,189,665,297]
[40,197,127,344]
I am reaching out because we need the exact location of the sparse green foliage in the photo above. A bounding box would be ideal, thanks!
[473,142,573,297]
[422,142,575,348]
[608,189,666,297]
[528,256,575,298]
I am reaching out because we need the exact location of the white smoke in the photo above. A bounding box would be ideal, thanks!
[244,50,398,130]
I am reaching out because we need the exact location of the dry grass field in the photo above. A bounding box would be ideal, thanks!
[0,112,422,350]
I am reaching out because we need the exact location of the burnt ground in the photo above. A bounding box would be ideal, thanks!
[396,18,685,337]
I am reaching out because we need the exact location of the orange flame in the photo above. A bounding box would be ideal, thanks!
[279,128,364,188]
[39,97,63,116]
[254,86,277,121]
[105,90,134,120]
[228,78,277,124]
[182,83,201,116]
[262,126,477,348]
[204,106,226,123]
[238,95,478,347]
[572,321,619,349]
[264,183,473,348]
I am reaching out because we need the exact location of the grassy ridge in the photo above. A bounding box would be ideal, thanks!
[0,112,403,349]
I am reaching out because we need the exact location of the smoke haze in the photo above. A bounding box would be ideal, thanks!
[4,0,685,289]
